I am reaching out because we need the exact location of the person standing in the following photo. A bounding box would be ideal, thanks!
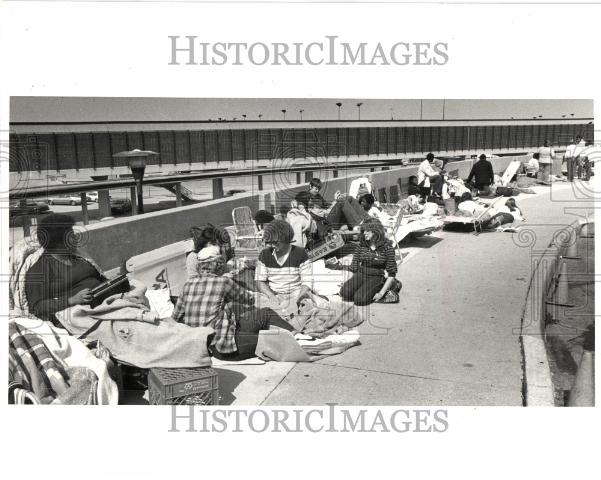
[573,136,587,179]
[417,152,444,197]
[466,154,494,193]
[564,137,577,181]
[538,140,555,184]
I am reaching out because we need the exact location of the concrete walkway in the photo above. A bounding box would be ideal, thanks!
[208,181,595,405]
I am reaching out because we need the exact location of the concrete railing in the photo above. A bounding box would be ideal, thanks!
[79,155,524,271]
[520,216,592,406]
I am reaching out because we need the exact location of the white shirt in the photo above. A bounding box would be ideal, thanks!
[564,143,577,158]
[573,140,587,158]
[538,146,555,165]
[367,206,391,224]
[498,205,524,221]
[527,157,539,170]
[457,200,485,216]
[417,160,437,187]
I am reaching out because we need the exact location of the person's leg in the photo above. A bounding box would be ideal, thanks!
[353,274,385,306]
[430,175,443,196]
[325,199,345,229]
[340,273,364,302]
[340,197,369,228]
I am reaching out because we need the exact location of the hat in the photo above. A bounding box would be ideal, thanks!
[197,245,221,262]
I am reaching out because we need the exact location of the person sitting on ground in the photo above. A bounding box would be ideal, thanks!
[255,220,314,312]
[25,214,113,325]
[407,175,421,198]
[186,226,222,280]
[173,249,295,361]
[340,219,398,306]
[526,153,540,177]
[359,193,390,224]
[467,154,494,194]
[23,214,215,369]
[417,152,444,198]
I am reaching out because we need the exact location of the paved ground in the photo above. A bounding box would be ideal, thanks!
[214,180,594,406]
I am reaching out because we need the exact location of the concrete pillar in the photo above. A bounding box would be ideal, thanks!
[80,192,89,225]
[333,169,339,178]
[296,172,301,184]
[22,215,31,238]
[98,189,111,218]
[305,171,313,183]
[212,178,224,199]
[175,183,183,207]
[257,174,264,191]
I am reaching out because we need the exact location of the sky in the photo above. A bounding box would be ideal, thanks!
[10,97,593,123]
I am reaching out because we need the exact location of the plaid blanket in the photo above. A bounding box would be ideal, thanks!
[9,322,98,404]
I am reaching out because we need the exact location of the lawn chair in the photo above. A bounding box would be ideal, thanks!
[231,206,261,249]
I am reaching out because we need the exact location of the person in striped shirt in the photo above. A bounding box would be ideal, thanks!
[255,220,313,312]
[340,219,398,306]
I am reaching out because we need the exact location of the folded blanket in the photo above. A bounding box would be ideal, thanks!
[10,315,119,405]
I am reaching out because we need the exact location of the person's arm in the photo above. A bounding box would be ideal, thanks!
[349,247,361,273]
[227,277,254,305]
[488,162,495,184]
[373,246,398,301]
[25,259,91,319]
[254,255,277,301]
[171,284,187,323]
[297,255,313,301]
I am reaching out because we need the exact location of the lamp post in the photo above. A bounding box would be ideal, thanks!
[299,109,304,121]
[356,102,363,120]
[113,149,158,215]
[281,109,286,120]
[336,102,342,120]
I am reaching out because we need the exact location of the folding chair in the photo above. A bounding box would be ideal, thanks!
[231,206,261,249]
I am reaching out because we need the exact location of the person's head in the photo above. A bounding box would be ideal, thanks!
[36,213,77,253]
[505,197,518,212]
[190,225,217,253]
[409,175,418,186]
[196,247,226,276]
[426,153,435,163]
[360,218,387,247]
[460,192,473,203]
[254,209,275,228]
[308,178,322,195]
[479,154,487,161]
[533,152,540,160]
[358,193,375,211]
[576,135,583,143]
[263,219,294,255]
[543,139,549,147]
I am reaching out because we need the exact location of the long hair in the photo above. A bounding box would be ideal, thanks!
[190,225,216,253]
[505,198,518,212]
[360,218,388,248]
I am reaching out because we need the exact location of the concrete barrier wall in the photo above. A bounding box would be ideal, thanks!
[83,155,527,270]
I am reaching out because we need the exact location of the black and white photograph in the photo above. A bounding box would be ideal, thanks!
[7,97,596,407]
[1,1,599,480]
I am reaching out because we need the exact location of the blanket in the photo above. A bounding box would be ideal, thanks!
[55,281,214,369]
[8,319,119,404]
[10,314,119,404]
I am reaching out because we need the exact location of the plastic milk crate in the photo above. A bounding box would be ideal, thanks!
[148,367,219,405]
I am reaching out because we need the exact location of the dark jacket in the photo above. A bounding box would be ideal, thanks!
[467,159,494,186]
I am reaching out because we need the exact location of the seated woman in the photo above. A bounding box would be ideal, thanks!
[25,214,109,325]
[186,225,222,280]
[173,248,294,361]
[23,214,214,369]
[340,219,398,306]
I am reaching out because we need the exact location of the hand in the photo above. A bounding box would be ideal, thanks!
[68,288,93,306]
[372,291,385,302]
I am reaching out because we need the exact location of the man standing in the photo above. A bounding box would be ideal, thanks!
[417,152,444,197]
[537,140,555,184]
[573,136,587,179]
[466,154,494,193]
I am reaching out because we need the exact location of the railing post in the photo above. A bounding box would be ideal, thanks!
[304,171,313,183]
[80,192,89,225]
[175,183,183,207]
[257,174,263,191]
[212,178,224,199]
[296,172,301,184]
[98,189,111,218]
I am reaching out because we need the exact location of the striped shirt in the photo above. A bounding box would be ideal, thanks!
[350,242,397,277]
[172,273,253,354]
[255,245,312,295]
